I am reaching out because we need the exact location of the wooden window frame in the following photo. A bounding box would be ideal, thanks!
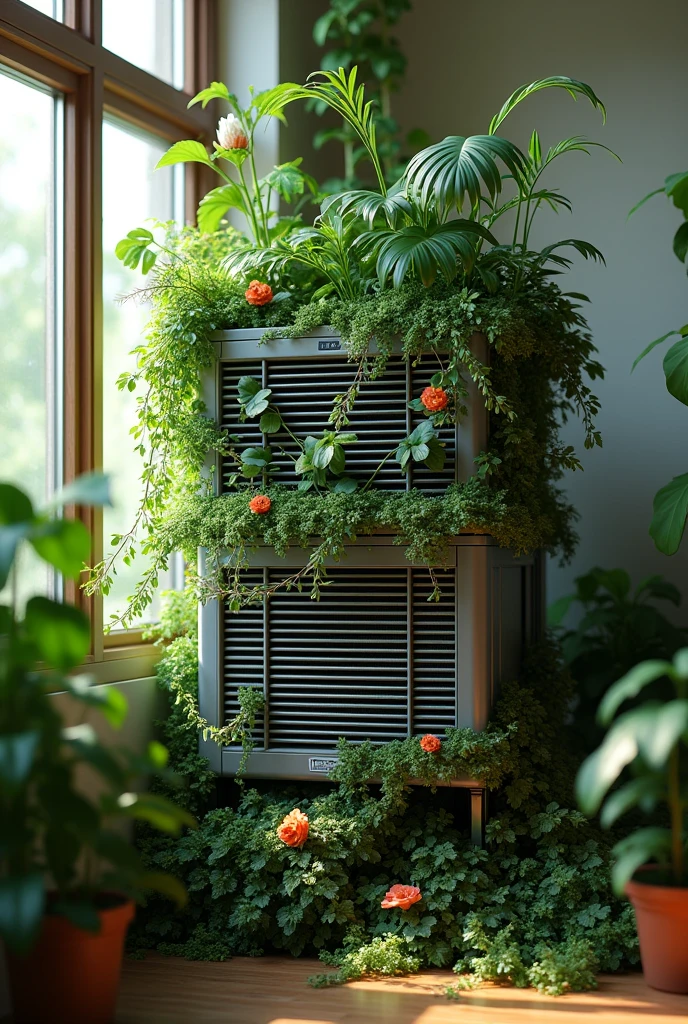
[0,0,217,682]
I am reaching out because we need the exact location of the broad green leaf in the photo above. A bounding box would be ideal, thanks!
[237,376,262,400]
[63,675,128,728]
[116,792,196,834]
[404,135,527,210]
[610,828,672,895]
[666,171,688,217]
[138,872,188,908]
[663,336,688,404]
[631,330,680,372]
[187,81,231,109]
[600,776,663,828]
[598,659,673,724]
[332,477,357,494]
[29,517,90,579]
[259,411,282,434]
[637,700,688,769]
[0,731,39,786]
[244,389,272,418]
[241,447,272,467]
[0,873,45,952]
[650,473,688,555]
[51,898,101,933]
[156,140,213,170]
[673,221,688,263]
[24,596,90,671]
[547,594,575,627]
[0,482,34,525]
[312,444,334,470]
[50,471,112,510]
[197,182,246,234]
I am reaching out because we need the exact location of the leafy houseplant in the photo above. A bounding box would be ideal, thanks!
[85,69,611,628]
[309,0,430,191]
[630,171,688,554]
[0,475,194,1024]
[576,649,688,993]
[548,567,686,748]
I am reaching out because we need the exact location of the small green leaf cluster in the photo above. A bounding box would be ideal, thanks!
[129,623,638,993]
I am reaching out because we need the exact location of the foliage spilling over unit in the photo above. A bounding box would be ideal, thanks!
[128,593,638,994]
[86,69,611,629]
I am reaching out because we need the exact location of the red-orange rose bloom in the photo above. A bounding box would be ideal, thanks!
[277,808,309,848]
[245,280,273,306]
[381,884,422,910]
[249,494,271,514]
[420,733,441,753]
[420,386,448,412]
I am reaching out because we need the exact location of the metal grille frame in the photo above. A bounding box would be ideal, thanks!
[198,535,536,780]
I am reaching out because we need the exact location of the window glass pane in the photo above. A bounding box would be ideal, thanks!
[102,120,181,630]
[20,0,63,19]
[0,71,62,601]
[103,0,185,89]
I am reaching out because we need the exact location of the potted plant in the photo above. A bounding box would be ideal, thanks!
[0,474,195,1024]
[629,169,688,554]
[576,649,688,992]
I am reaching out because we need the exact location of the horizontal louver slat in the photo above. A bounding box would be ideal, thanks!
[222,569,265,748]
[218,351,458,494]
[412,567,457,734]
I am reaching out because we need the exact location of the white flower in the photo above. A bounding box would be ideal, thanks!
[216,114,248,151]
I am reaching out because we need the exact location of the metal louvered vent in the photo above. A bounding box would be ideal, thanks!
[221,565,457,750]
[218,354,458,493]
[221,569,265,747]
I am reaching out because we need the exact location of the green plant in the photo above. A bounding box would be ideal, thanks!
[310,0,428,191]
[0,475,195,953]
[234,69,613,299]
[630,171,688,554]
[128,626,638,991]
[548,567,686,747]
[576,647,688,892]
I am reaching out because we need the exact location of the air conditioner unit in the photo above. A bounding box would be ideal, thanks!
[197,328,544,842]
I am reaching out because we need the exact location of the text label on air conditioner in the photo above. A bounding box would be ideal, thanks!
[309,757,339,773]
[318,339,342,351]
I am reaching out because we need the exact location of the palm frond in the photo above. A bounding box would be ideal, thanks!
[322,183,412,228]
[358,220,497,288]
[536,238,606,267]
[404,135,528,213]
[283,68,386,193]
[489,77,606,135]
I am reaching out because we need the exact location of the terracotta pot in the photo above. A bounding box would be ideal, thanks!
[7,896,135,1024]
[626,868,688,993]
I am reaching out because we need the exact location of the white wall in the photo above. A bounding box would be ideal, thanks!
[392,0,688,611]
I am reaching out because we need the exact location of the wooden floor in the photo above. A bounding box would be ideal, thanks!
[116,953,688,1024]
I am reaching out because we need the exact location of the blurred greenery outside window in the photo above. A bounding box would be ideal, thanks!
[0,69,63,604]
[102,119,185,632]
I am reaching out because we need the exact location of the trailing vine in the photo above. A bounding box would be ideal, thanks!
[85,226,601,627]
[130,606,638,993]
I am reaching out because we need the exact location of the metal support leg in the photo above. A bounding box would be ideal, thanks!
[470,787,486,847]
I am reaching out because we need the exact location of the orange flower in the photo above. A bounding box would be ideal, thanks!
[249,494,271,514]
[420,386,448,412]
[420,734,441,753]
[277,808,309,848]
[381,884,422,911]
[245,280,273,306]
